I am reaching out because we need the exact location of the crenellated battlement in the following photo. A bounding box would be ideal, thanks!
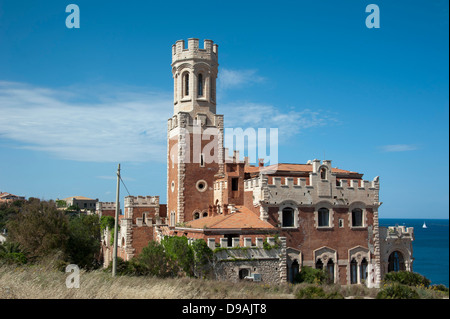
[205,236,285,251]
[96,201,116,211]
[124,195,159,207]
[172,38,218,64]
[244,166,380,207]
[386,225,414,240]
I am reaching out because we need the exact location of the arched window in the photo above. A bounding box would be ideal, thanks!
[193,212,200,220]
[198,73,203,97]
[282,207,294,227]
[202,211,208,218]
[315,258,323,270]
[327,259,335,283]
[318,207,329,227]
[360,258,368,282]
[388,251,405,272]
[352,208,363,227]
[183,73,189,96]
[350,258,358,284]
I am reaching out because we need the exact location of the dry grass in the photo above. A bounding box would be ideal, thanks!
[0,264,296,299]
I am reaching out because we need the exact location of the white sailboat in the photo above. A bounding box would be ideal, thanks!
[422,221,427,229]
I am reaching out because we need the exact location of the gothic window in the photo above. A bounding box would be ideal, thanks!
[360,258,368,282]
[315,258,323,270]
[282,207,294,227]
[350,258,358,284]
[318,207,330,227]
[352,208,363,227]
[388,251,405,272]
[183,72,189,96]
[198,73,204,97]
[327,259,335,283]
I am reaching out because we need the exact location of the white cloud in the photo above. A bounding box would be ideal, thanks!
[0,81,336,164]
[0,81,172,163]
[218,68,265,90]
[222,102,334,138]
[380,144,418,152]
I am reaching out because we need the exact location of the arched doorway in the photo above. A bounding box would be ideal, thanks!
[289,260,299,283]
[388,251,405,272]
[239,268,250,280]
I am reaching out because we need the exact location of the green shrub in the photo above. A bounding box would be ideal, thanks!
[191,239,213,278]
[383,271,430,287]
[0,242,28,265]
[376,283,419,299]
[295,266,328,284]
[161,236,194,276]
[295,285,344,299]
[430,284,449,293]
[66,214,101,270]
[138,241,177,277]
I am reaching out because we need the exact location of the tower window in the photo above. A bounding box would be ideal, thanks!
[231,178,239,191]
[184,73,189,96]
[198,73,203,97]
[282,207,294,227]
[318,207,329,227]
[320,167,327,180]
[352,208,363,227]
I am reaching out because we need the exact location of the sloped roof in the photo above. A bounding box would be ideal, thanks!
[63,196,96,201]
[186,206,275,230]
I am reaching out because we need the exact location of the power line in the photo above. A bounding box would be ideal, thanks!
[119,175,131,197]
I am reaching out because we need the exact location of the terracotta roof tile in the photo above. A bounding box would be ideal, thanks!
[186,206,274,230]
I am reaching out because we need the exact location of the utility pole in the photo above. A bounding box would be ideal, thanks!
[112,163,120,277]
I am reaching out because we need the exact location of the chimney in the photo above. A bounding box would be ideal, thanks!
[258,158,264,167]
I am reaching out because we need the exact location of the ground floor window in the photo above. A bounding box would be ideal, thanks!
[360,258,368,282]
[239,268,250,280]
[350,258,358,284]
[326,259,335,283]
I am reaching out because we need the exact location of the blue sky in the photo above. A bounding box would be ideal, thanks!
[0,0,448,219]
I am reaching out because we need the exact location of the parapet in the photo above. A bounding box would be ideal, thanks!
[206,236,285,251]
[172,38,218,64]
[386,226,414,240]
[96,202,116,211]
[124,195,160,207]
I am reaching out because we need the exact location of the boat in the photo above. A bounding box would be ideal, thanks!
[422,221,427,229]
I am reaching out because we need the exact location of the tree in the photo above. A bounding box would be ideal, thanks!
[66,214,101,270]
[191,239,213,278]
[161,236,194,276]
[138,240,177,277]
[6,199,69,260]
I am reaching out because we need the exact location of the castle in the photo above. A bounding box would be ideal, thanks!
[98,39,414,287]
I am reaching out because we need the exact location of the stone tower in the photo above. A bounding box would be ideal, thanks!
[167,38,224,226]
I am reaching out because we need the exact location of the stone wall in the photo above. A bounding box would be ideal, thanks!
[210,236,286,284]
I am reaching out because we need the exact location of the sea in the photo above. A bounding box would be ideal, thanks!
[379,218,449,287]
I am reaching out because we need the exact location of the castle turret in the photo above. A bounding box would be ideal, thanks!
[167,38,224,226]
[171,38,218,119]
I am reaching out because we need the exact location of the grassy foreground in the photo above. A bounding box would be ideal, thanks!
[0,264,447,299]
